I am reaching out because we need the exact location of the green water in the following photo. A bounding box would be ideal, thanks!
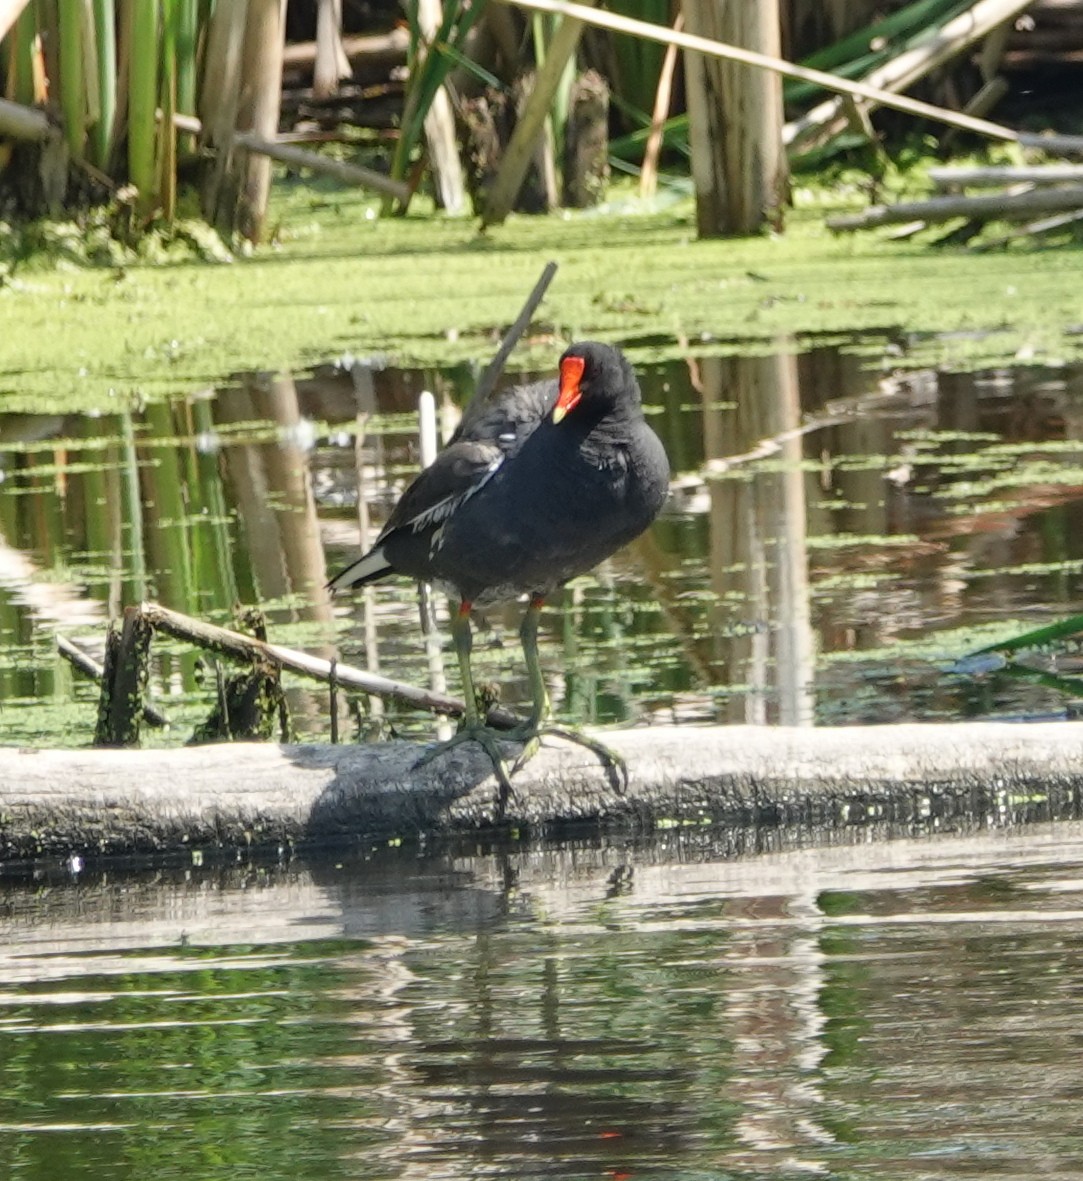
[6,178,1083,414]
[3,341,1083,746]
[3,822,1083,1179]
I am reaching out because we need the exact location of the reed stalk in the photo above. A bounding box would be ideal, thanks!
[494,0,1023,147]
[791,0,968,99]
[89,0,116,167]
[7,0,42,106]
[159,0,177,220]
[173,0,198,154]
[128,0,160,217]
[606,0,666,121]
[639,12,681,198]
[387,0,486,212]
[531,10,575,159]
[57,0,87,158]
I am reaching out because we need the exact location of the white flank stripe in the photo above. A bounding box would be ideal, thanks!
[327,545,392,592]
[408,454,504,534]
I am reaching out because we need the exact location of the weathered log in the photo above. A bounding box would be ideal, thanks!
[827,185,1083,231]
[929,164,1083,187]
[1,722,1081,859]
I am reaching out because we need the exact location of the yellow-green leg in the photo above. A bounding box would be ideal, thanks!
[510,594,629,791]
[414,600,516,802]
[519,592,550,729]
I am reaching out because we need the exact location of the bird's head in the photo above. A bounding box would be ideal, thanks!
[552,342,637,425]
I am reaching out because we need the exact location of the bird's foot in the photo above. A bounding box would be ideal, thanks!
[509,723,629,794]
[413,723,519,812]
[414,720,628,814]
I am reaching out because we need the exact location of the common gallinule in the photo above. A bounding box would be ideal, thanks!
[329,341,670,792]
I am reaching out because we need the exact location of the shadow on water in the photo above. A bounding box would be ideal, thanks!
[3,338,1083,747]
[2,820,1083,1179]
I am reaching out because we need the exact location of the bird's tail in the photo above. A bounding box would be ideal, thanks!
[326,545,394,593]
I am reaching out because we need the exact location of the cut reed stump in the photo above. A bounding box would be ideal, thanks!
[1,722,1082,859]
[563,69,610,208]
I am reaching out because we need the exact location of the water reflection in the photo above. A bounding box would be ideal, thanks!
[2,822,1083,1179]
[3,343,1083,745]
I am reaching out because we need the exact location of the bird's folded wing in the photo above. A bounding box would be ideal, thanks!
[378,440,504,540]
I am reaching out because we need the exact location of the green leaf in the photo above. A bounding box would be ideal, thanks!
[969,613,1083,657]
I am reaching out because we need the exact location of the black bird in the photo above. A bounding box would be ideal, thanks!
[328,341,670,788]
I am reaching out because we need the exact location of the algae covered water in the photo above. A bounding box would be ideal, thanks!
[3,822,1083,1180]
[3,342,1083,746]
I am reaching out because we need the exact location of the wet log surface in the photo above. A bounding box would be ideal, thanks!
[2,722,1082,859]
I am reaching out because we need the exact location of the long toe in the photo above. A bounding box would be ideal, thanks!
[413,725,521,812]
[516,723,629,794]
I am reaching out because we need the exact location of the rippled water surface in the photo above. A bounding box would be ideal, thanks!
[4,823,1083,1179]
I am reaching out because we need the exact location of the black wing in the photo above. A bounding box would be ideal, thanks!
[378,439,504,541]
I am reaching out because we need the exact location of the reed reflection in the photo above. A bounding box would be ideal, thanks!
[4,347,1083,744]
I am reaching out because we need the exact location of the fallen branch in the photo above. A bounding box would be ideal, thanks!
[172,113,409,203]
[827,184,1083,230]
[1,721,1081,857]
[970,206,1083,249]
[281,27,409,68]
[136,602,520,730]
[929,164,1083,187]
[0,96,52,142]
[232,130,409,203]
[1016,131,1083,155]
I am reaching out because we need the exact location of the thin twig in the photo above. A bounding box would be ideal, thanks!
[214,662,232,741]
[475,261,559,403]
